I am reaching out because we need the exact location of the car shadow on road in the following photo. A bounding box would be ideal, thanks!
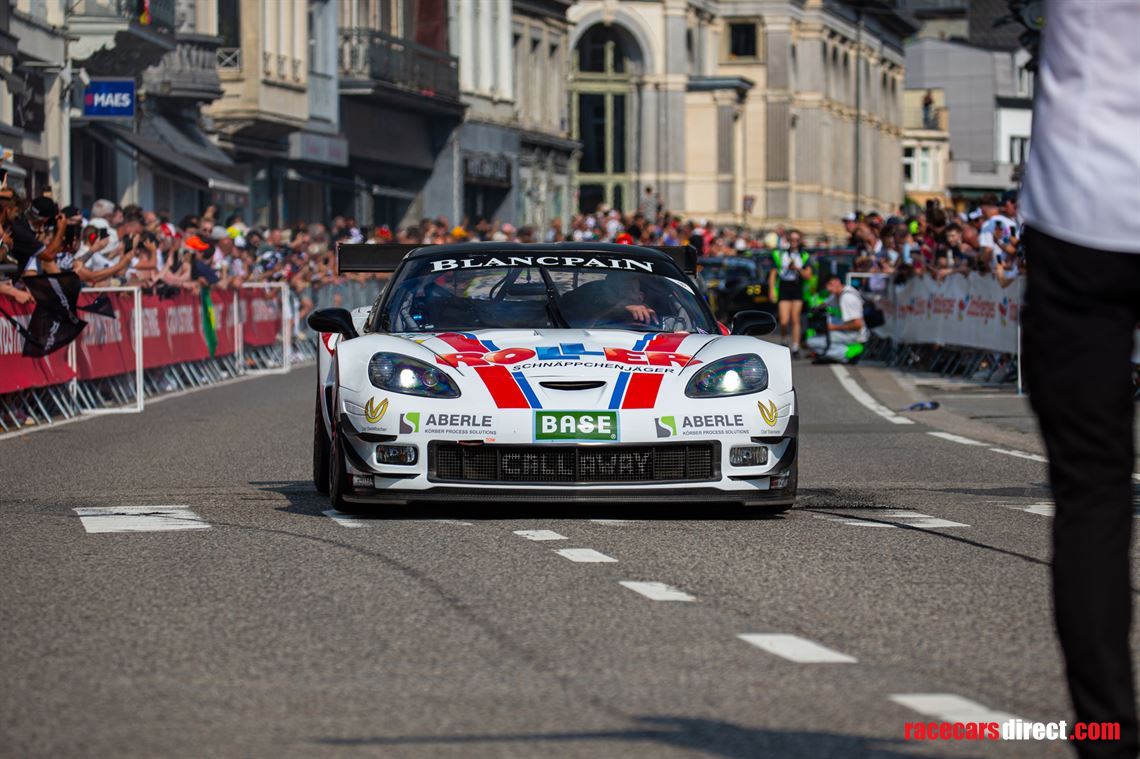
[308,715,918,758]
[250,480,793,522]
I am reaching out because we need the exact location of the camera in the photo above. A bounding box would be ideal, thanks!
[84,226,109,246]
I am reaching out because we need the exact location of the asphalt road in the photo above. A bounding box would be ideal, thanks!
[1,359,1135,758]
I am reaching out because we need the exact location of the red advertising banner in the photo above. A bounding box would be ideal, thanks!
[0,296,77,392]
[2,284,276,395]
[241,287,283,348]
[75,291,137,380]
[151,292,235,367]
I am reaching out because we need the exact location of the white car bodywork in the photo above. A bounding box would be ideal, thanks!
[317,314,798,507]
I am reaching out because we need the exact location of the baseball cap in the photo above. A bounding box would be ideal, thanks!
[210,225,228,241]
[1000,189,1018,205]
[968,209,983,221]
[186,235,211,252]
[842,212,857,222]
[29,196,59,221]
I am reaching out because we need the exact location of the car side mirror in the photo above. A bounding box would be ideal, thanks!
[731,310,777,336]
[307,307,358,339]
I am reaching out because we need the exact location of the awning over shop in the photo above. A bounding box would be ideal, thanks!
[139,112,236,170]
[92,123,248,196]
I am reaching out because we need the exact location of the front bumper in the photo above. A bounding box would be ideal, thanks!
[336,414,798,507]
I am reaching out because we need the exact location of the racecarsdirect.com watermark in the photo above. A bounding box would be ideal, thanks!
[905,720,1121,742]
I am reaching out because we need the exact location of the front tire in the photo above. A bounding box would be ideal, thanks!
[328,420,359,513]
[313,391,330,494]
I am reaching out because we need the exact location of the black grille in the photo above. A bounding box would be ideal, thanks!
[430,443,718,485]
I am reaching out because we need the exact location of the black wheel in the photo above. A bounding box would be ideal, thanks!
[328,419,357,512]
[313,391,330,494]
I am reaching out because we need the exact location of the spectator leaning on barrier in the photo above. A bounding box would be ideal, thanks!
[805,274,868,365]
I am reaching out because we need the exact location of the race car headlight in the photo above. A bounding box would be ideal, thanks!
[368,353,460,398]
[685,354,768,398]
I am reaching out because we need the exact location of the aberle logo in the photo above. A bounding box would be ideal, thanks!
[656,414,748,438]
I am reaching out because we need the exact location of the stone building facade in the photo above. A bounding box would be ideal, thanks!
[567,0,914,237]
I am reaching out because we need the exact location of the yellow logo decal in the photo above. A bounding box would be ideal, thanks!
[364,397,388,424]
[758,400,778,427]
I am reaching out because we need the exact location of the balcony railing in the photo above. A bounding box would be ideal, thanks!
[338,28,459,100]
[70,0,175,31]
[217,47,242,70]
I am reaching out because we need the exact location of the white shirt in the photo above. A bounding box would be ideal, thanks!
[831,286,869,343]
[1020,0,1140,253]
[978,214,1018,253]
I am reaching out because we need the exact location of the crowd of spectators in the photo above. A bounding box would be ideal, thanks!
[838,190,1023,288]
[1,180,1023,323]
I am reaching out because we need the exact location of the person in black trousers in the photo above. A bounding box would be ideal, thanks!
[1019,1,1140,756]
[1023,229,1139,757]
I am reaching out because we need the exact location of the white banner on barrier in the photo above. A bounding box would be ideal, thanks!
[885,274,1024,353]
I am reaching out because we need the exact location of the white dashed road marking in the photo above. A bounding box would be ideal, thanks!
[75,505,210,534]
[619,581,696,601]
[738,634,857,663]
[889,693,1021,724]
[514,529,567,541]
[999,503,1055,517]
[927,431,986,446]
[323,509,367,528]
[590,519,633,525]
[989,447,1048,463]
[830,365,915,425]
[555,548,617,563]
[814,510,969,529]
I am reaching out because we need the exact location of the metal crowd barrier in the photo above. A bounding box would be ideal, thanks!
[0,284,320,435]
[846,272,1023,391]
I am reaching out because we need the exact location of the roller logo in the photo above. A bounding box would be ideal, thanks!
[654,415,678,438]
[758,400,778,427]
[399,412,420,434]
[364,397,388,424]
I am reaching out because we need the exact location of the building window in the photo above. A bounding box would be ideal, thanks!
[572,24,638,212]
[918,147,932,187]
[728,22,757,59]
[902,147,914,183]
[219,0,240,48]
[1010,136,1030,165]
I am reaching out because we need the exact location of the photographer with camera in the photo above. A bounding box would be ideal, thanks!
[3,192,68,281]
[805,274,869,365]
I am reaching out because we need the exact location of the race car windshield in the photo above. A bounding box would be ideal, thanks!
[380,253,717,333]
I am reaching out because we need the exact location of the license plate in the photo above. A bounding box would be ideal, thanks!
[534,411,619,442]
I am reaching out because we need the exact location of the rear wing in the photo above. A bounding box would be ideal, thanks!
[336,243,419,274]
[335,243,698,275]
[649,246,697,275]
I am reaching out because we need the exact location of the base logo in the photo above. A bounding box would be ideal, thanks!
[655,415,678,438]
[535,411,618,442]
[399,412,420,433]
[758,400,778,427]
[364,397,388,424]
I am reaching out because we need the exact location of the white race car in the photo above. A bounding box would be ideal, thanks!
[309,243,797,512]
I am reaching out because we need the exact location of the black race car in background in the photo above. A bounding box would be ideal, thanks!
[699,255,775,323]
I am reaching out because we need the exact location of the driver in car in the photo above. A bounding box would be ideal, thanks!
[595,273,657,326]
